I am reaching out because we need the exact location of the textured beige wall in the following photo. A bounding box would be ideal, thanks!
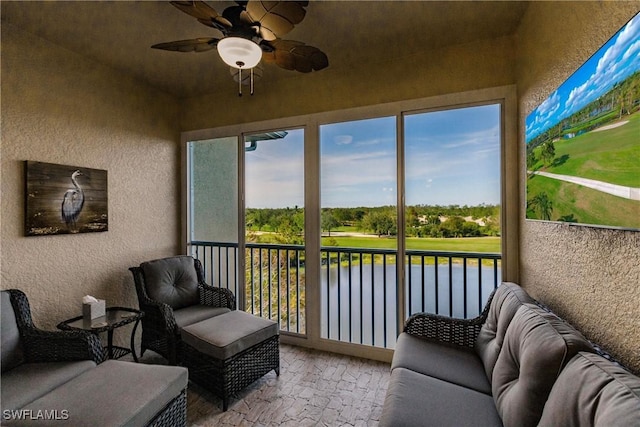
[1,23,181,339]
[181,35,516,130]
[517,2,640,373]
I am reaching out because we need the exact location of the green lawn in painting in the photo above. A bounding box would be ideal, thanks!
[551,112,640,186]
[526,173,640,228]
[530,111,640,186]
[527,111,640,228]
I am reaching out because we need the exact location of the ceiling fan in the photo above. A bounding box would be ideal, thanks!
[152,1,329,95]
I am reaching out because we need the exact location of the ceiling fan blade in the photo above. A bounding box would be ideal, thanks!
[246,1,308,40]
[221,5,254,28]
[263,39,328,73]
[151,38,220,53]
[169,1,232,30]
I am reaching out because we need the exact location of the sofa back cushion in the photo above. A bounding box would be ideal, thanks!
[141,256,199,310]
[1,291,24,372]
[538,352,640,427]
[474,282,534,380]
[492,303,594,427]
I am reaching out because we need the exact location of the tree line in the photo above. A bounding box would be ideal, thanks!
[246,204,500,242]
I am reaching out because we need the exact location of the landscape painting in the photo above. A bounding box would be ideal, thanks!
[25,161,108,236]
[525,12,640,230]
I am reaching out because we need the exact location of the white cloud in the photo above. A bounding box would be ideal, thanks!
[564,13,640,113]
[622,39,640,62]
[355,138,388,147]
[334,135,353,145]
[425,125,500,151]
[536,90,561,116]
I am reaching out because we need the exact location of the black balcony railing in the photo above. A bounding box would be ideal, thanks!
[245,243,305,335]
[189,241,501,349]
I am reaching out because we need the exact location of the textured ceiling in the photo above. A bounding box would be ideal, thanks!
[1,1,529,98]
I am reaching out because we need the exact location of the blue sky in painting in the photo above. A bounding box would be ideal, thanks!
[526,12,640,143]
[245,104,501,209]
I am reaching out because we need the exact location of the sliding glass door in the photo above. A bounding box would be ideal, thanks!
[319,117,398,348]
[244,129,306,335]
[404,104,502,319]
[185,88,514,356]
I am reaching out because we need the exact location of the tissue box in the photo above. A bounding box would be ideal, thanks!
[83,299,106,320]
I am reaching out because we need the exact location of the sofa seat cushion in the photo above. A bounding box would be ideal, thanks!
[379,367,503,427]
[492,303,594,427]
[539,352,640,427]
[392,332,491,394]
[182,310,278,360]
[474,282,534,380]
[15,360,188,427]
[174,305,231,329]
[1,360,96,411]
[141,256,199,310]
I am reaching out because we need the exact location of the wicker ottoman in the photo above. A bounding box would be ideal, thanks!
[181,310,279,411]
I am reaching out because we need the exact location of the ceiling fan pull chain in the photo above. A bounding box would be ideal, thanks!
[238,67,242,97]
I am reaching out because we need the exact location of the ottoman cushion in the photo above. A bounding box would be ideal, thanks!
[182,310,278,360]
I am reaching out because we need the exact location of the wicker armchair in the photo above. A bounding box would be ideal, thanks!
[129,255,236,365]
[3,289,104,365]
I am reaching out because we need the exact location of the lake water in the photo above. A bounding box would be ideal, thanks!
[320,262,501,348]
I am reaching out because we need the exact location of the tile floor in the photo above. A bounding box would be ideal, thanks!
[136,344,390,426]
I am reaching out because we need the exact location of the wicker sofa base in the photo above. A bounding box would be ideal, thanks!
[183,334,280,411]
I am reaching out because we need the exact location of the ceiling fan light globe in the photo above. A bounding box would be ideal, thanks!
[217,37,262,69]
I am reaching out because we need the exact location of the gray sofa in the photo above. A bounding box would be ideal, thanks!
[379,282,640,427]
[1,289,189,427]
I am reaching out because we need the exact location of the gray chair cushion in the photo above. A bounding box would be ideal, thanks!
[474,282,534,381]
[539,352,640,427]
[182,310,278,360]
[392,332,491,394]
[15,360,188,427]
[379,367,503,427]
[0,360,96,411]
[492,303,594,427]
[173,305,231,329]
[141,256,199,310]
[1,291,24,372]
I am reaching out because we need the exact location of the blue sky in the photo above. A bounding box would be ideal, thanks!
[526,12,640,142]
[245,104,501,208]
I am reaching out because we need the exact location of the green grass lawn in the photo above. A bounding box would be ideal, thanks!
[252,232,501,253]
[322,235,501,253]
